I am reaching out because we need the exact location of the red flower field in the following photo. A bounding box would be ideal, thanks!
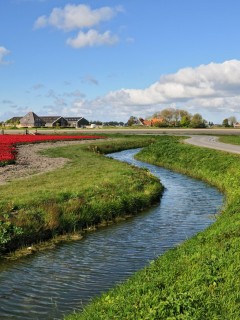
[0,134,103,166]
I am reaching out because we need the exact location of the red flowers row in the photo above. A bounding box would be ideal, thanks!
[0,134,103,165]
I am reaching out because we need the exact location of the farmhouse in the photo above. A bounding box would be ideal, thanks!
[7,112,89,128]
[139,117,164,126]
[234,122,240,128]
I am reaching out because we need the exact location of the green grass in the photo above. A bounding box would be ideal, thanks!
[219,135,240,145]
[0,136,163,255]
[66,136,240,320]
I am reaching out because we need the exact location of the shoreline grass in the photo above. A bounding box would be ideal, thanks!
[66,136,240,320]
[0,136,163,257]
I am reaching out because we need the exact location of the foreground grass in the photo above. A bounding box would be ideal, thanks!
[0,136,163,255]
[66,136,240,320]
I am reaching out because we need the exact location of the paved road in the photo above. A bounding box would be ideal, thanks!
[185,135,240,154]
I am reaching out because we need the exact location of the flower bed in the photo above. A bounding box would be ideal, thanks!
[0,134,103,166]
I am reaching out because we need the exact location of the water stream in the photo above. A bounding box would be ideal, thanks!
[0,149,223,319]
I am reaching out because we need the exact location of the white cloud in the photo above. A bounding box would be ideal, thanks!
[67,29,118,48]
[67,60,240,121]
[34,4,122,49]
[34,16,48,29]
[94,59,240,107]
[0,46,10,65]
[13,60,238,122]
[34,4,121,31]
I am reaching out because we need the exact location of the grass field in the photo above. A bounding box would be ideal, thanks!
[0,136,163,255]
[219,135,240,145]
[66,136,240,320]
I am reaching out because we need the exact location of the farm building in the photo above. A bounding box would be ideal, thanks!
[10,112,89,128]
[20,112,45,128]
[40,116,68,127]
[65,117,89,128]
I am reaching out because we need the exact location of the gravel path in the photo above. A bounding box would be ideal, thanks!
[185,135,240,154]
[0,140,94,185]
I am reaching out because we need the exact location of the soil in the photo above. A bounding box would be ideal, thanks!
[0,140,95,185]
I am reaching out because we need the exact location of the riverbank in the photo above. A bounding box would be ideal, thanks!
[0,136,163,256]
[67,136,240,319]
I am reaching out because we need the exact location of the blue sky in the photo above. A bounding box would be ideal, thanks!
[1,0,240,123]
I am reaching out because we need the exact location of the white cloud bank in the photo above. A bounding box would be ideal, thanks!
[70,60,240,120]
[34,4,122,48]
[0,46,10,65]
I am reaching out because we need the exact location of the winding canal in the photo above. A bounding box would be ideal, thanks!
[0,149,223,319]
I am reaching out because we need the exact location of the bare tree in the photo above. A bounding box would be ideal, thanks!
[160,108,175,125]
[228,116,237,127]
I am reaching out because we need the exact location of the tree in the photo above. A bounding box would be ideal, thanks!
[172,109,181,126]
[190,113,206,128]
[127,116,139,126]
[228,116,237,127]
[153,120,168,127]
[151,112,162,119]
[180,115,191,127]
[222,118,229,127]
[179,110,192,127]
[160,108,175,125]
[148,108,206,128]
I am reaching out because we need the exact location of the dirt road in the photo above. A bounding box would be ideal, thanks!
[0,140,98,185]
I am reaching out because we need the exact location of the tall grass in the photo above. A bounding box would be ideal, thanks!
[66,136,240,320]
[0,136,163,255]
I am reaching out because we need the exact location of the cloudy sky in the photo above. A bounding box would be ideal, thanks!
[1,0,240,123]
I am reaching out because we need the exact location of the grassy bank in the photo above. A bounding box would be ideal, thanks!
[219,135,240,145]
[67,136,240,320]
[0,136,163,256]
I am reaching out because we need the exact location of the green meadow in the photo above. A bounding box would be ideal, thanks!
[0,136,162,255]
[219,135,240,145]
[66,135,240,320]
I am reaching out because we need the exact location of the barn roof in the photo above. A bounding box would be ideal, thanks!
[40,116,62,123]
[20,112,44,124]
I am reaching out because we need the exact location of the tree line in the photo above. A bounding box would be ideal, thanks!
[128,108,207,128]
